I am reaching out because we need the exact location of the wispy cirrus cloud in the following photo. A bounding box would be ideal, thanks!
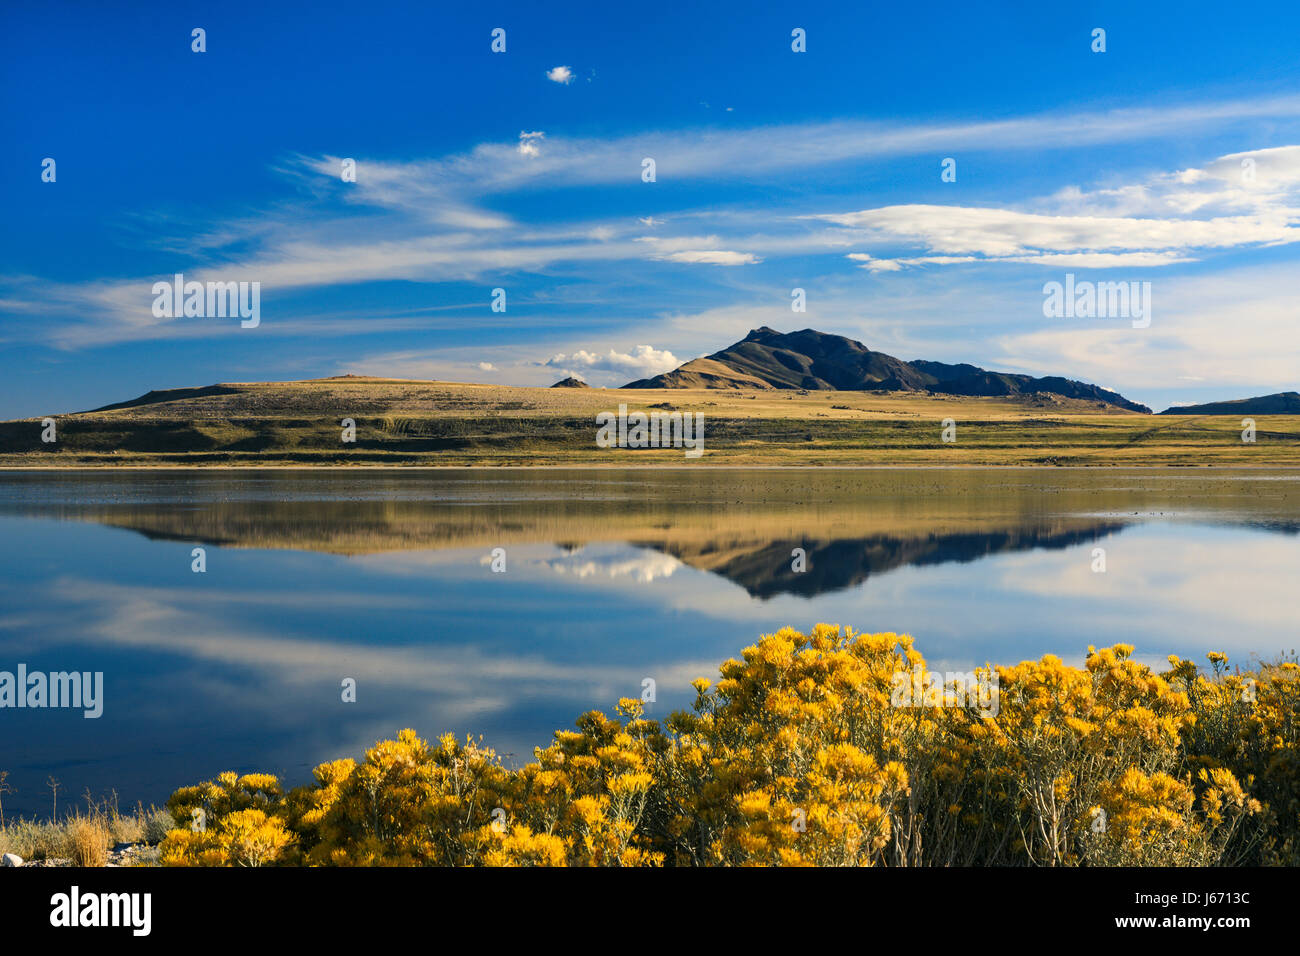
[300,94,1300,198]
[7,96,1300,362]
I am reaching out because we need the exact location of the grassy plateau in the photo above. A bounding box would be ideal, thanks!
[2,376,1299,467]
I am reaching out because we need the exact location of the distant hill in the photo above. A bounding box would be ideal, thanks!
[550,376,590,388]
[5,375,1299,466]
[624,327,1151,412]
[1159,392,1300,415]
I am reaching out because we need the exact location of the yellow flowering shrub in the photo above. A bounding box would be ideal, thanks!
[159,773,293,866]
[1166,652,1298,864]
[157,626,1295,867]
[659,626,910,865]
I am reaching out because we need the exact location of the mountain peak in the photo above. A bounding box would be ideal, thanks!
[624,327,1150,411]
[550,376,590,389]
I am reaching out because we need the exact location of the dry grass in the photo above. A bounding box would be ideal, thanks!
[65,815,110,866]
[1,820,66,861]
[1,377,1298,466]
[0,795,174,864]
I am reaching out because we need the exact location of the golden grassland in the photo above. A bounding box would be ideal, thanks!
[153,625,1299,867]
[2,376,1299,466]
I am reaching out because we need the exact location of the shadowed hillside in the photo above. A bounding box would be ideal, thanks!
[1160,392,1300,415]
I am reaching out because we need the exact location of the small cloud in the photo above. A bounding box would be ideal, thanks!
[660,250,761,266]
[546,65,574,85]
[517,131,545,157]
[546,551,682,583]
[638,216,665,227]
[849,253,928,273]
[477,362,496,371]
[847,250,1191,272]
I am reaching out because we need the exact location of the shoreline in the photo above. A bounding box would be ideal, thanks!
[4,463,1300,471]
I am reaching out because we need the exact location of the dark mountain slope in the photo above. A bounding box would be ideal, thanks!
[625,327,1151,412]
[1159,392,1300,415]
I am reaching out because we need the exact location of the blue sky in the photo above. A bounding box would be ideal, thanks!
[3,0,1300,418]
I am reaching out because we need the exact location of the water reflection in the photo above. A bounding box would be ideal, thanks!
[0,468,1296,817]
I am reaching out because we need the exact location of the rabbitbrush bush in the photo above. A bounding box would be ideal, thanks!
[158,626,1299,867]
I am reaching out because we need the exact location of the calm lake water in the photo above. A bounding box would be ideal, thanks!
[1,467,1297,817]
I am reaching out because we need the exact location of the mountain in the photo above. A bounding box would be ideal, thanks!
[550,376,590,388]
[624,327,1151,412]
[628,327,929,392]
[1158,392,1300,415]
[653,522,1129,600]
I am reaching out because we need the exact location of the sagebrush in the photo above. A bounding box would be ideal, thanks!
[158,626,1298,867]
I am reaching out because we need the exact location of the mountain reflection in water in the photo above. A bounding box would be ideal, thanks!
[0,468,1296,817]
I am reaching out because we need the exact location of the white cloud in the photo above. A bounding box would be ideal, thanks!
[477,362,495,371]
[546,65,573,85]
[659,250,761,266]
[546,345,680,378]
[820,204,1297,261]
[1001,252,1196,267]
[823,145,1300,272]
[517,130,545,157]
[546,550,683,583]
[850,251,1195,271]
